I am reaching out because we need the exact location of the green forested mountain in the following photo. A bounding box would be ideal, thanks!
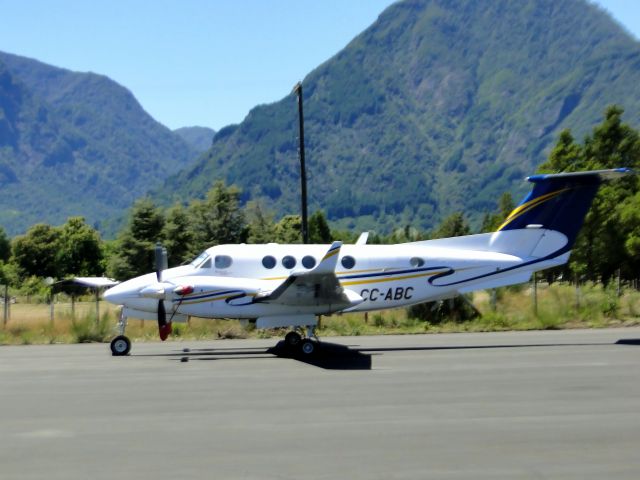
[0,51,198,236]
[174,126,216,153]
[160,0,640,233]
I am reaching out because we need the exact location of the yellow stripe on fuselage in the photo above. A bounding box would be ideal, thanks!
[340,270,449,287]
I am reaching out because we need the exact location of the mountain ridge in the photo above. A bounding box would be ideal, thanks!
[158,0,640,233]
[174,126,216,153]
[0,51,198,236]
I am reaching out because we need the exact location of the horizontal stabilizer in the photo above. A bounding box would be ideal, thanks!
[498,168,634,250]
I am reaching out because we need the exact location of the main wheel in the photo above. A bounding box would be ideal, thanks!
[300,339,316,355]
[284,331,302,347]
[110,335,131,356]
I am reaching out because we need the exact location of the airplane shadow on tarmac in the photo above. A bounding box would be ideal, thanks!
[134,337,640,370]
[145,341,376,370]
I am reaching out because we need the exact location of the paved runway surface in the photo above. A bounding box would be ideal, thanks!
[1,328,640,479]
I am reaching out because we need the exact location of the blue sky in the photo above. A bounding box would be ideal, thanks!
[0,0,637,131]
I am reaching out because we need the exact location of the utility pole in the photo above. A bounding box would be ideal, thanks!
[293,81,309,244]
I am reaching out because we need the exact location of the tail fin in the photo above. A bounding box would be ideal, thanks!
[497,168,632,247]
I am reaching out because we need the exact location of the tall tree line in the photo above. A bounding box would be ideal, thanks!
[0,106,638,287]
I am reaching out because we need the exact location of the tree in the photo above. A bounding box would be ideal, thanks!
[12,224,61,279]
[246,200,276,243]
[539,129,584,173]
[57,217,104,277]
[188,181,248,254]
[273,215,302,243]
[0,227,10,263]
[128,198,165,244]
[108,198,165,279]
[162,203,194,266]
[538,106,640,282]
[308,211,333,243]
[432,212,470,239]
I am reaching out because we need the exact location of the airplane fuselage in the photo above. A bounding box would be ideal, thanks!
[106,235,566,323]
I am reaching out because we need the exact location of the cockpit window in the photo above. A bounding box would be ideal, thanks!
[190,252,210,268]
[200,258,212,269]
[214,255,232,269]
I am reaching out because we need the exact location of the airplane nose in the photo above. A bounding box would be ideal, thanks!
[102,273,164,310]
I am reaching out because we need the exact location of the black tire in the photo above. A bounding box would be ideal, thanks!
[284,331,302,347]
[110,335,131,356]
[299,339,316,355]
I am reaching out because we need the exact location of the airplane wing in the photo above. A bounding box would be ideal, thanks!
[253,241,363,310]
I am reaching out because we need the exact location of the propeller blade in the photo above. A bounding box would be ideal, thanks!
[155,243,167,282]
[157,299,172,341]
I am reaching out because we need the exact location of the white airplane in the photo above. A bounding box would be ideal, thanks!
[104,168,632,356]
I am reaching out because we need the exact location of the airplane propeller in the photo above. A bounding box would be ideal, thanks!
[154,243,172,341]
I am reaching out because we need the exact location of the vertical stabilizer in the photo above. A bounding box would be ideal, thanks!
[497,169,632,250]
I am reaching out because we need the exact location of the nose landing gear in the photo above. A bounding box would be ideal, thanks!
[110,311,131,356]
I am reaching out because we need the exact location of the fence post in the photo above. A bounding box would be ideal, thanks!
[95,288,100,326]
[3,284,8,327]
[531,272,538,316]
[49,294,55,327]
[490,289,497,312]
[617,269,622,297]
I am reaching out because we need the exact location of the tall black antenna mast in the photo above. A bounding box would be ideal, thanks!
[293,81,309,244]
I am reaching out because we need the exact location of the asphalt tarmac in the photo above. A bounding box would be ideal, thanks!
[1,328,640,479]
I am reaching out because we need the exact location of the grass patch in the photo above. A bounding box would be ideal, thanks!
[1,283,639,345]
[70,311,113,343]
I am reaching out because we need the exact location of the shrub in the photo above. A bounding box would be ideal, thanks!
[70,312,111,343]
[407,295,480,324]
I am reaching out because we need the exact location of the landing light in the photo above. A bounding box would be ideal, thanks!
[174,285,194,296]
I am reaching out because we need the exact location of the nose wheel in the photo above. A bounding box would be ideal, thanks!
[110,335,131,356]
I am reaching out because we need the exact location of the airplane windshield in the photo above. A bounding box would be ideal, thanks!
[190,252,210,268]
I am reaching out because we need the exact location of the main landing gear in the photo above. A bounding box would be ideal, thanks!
[284,326,319,356]
[110,311,131,356]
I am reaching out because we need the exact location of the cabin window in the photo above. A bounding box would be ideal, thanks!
[282,255,296,269]
[410,257,425,267]
[262,255,276,269]
[341,255,356,269]
[302,255,316,269]
[214,255,232,269]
